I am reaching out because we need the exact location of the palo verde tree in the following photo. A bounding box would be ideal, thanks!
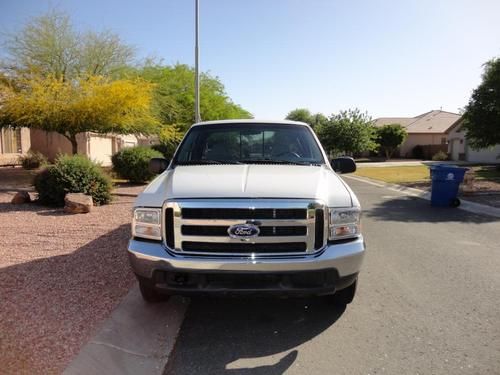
[461,57,500,149]
[2,10,134,80]
[316,108,377,156]
[0,10,159,154]
[376,123,408,159]
[0,75,159,154]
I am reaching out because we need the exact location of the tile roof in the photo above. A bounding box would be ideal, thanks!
[374,110,461,134]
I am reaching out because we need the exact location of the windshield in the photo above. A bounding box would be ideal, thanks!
[174,123,325,165]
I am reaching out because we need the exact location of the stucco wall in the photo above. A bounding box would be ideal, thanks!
[88,135,114,166]
[30,130,144,165]
[30,129,87,161]
[400,133,447,157]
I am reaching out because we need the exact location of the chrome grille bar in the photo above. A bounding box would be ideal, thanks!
[163,199,326,256]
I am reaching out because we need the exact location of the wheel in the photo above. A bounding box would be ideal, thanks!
[450,198,461,207]
[138,279,170,303]
[331,279,357,306]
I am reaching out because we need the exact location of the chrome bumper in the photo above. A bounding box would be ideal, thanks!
[128,236,365,279]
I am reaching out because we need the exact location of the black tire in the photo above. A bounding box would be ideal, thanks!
[138,279,170,303]
[450,198,461,207]
[331,279,357,306]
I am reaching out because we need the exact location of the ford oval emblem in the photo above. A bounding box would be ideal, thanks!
[228,223,260,239]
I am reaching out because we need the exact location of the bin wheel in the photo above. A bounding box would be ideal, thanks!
[450,198,461,207]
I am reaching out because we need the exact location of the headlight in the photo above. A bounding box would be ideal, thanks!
[132,208,162,241]
[328,207,361,240]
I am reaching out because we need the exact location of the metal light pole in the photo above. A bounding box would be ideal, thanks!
[194,0,201,123]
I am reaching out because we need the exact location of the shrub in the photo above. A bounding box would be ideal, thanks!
[150,143,178,160]
[432,151,448,161]
[412,145,424,159]
[112,146,163,183]
[34,154,112,206]
[19,150,48,169]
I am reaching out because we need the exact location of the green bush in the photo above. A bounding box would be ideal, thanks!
[150,143,178,160]
[111,146,163,183]
[432,151,448,161]
[412,145,424,159]
[19,150,48,169]
[34,154,112,206]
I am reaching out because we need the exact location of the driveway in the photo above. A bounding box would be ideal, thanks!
[166,178,500,374]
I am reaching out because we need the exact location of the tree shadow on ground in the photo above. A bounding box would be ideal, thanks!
[0,224,135,374]
[166,296,345,375]
[365,195,499,223]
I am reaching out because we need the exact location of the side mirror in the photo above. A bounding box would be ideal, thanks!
[331,157,356,174]
[149,158,170,174]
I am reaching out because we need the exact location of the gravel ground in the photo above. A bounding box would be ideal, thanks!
[0,184,144,374]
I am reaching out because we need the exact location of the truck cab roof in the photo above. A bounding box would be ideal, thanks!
[192,119,310,127]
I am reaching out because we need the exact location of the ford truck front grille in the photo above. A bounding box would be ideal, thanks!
[163,199,326,257]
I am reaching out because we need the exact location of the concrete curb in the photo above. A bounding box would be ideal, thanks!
[343,174,500,219]
[64,284,189,375]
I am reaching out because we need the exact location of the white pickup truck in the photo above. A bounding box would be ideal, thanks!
[128,120,365,306]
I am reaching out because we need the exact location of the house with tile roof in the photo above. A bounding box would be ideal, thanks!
[374,110,461,158]
[446,119,500,163]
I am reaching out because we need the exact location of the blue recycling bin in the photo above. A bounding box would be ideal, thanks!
[429,165,468,207]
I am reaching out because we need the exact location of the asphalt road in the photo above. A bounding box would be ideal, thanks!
[166,178,500,375]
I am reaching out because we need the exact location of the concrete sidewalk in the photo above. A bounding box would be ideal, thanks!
[64,285,188,375]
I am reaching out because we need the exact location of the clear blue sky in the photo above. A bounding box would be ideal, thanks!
[1,0,499,119]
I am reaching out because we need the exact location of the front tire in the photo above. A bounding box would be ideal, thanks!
[331,279,357,306]
[138,279,170,303]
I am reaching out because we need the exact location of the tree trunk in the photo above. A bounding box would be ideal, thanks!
[63,133,79,155]
[385,148,391,160]
[69,135,78,155]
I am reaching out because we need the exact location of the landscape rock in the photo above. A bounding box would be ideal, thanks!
[11,191,31,204]
[462,170,476,195]
[64,193,93,214]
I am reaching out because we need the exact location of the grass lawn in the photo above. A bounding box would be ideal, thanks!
[353,165,430,183]
[353,164,500,184]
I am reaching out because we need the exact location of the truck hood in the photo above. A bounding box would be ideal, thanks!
[136,165,354,207]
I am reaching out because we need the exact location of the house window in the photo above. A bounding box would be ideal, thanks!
[1,128,22,154]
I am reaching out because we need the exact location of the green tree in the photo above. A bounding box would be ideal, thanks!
[141,64,250,128]
[2,10,134,80]
[310,113,328,128]
[286,109,328,129]
[376,123,408,159]
[120,64,252,146]
[462,58,500,149]
[0,75,159,154]
[316,108,377,156]
[286,108,313,124]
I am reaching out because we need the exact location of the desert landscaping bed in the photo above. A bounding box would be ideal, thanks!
[0,184,144,374]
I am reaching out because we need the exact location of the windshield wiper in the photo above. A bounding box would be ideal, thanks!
[176,160,242,165]
[239,159,321,166]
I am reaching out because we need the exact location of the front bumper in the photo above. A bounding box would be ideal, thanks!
[128,236,365,295]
